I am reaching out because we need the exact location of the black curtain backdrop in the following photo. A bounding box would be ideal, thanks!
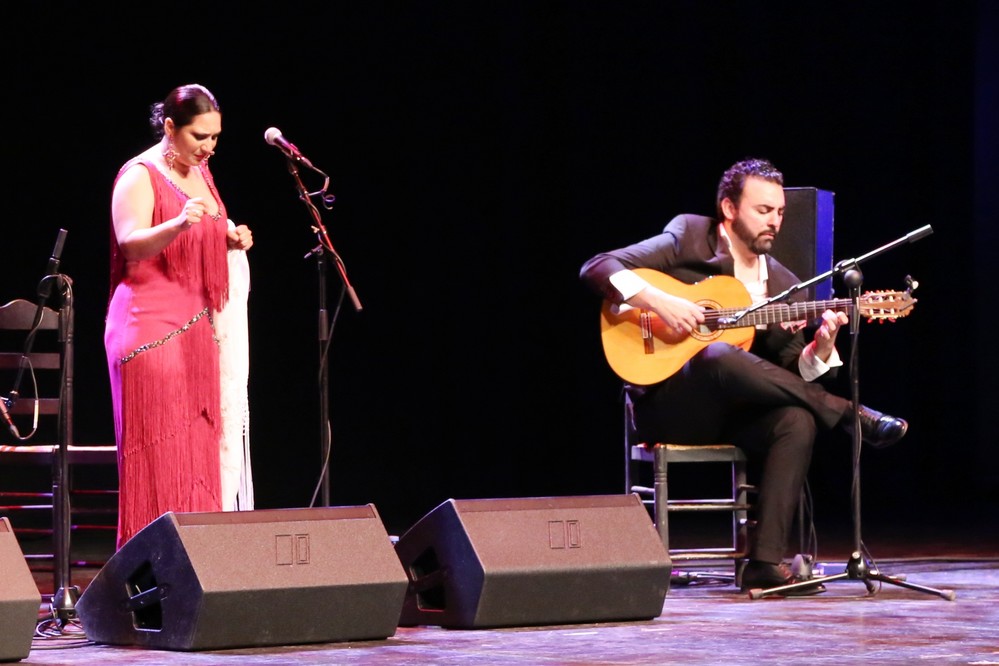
[3,2,995,536]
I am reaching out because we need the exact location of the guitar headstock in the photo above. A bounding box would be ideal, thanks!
[859,279,918,322]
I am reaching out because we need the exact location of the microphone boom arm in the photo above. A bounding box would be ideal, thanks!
[282,153,362,313]
[724,224,933,323]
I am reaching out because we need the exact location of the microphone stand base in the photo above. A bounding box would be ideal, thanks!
[747,552,956,601]
[50,585,81,628]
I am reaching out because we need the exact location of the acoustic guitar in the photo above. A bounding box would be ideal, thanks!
[600,268,916,385]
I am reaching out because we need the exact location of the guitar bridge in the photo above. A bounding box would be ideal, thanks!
[640,311,655,355]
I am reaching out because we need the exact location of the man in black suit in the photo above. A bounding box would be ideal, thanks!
[579,158,907,595]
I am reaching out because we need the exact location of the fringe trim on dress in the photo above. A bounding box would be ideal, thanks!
[116,315,223,549]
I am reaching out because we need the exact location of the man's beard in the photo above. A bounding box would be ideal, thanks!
[732,216,776,255]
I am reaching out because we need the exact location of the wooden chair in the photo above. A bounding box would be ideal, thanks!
[624,392,753,584]
[0,292,117,606]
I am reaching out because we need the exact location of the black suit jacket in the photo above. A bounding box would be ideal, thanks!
[580,214,813,374]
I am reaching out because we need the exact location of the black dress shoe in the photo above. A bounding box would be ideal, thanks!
[851,405,909,449]
[740,561,826,596]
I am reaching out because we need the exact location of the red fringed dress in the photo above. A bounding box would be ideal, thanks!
[104,159,229,550]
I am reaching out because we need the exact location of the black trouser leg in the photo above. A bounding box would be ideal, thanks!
[732,406,816,564]
[632,342,849,443]
[631,343,832,564]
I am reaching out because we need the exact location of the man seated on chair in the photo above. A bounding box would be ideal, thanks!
[579,157,908,596]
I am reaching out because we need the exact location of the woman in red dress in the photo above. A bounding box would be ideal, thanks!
[104,84,254,549]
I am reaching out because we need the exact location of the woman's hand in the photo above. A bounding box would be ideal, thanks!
[227,224,253,251]
[181,197,206,226]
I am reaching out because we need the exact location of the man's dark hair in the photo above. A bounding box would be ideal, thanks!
[716,158,784,219]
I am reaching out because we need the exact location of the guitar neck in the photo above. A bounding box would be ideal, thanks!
[708,298,854,329]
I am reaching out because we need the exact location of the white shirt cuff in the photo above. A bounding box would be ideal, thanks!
[799,341,843,381]
[609,269,649,302]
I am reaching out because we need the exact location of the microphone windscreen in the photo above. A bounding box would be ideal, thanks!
[264,127,283,145]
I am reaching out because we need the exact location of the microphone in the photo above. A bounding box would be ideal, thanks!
[37,228,68,303]
[264,127,314,168]
[0,397,19,439]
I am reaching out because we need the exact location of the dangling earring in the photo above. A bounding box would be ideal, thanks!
[163,138,178,170]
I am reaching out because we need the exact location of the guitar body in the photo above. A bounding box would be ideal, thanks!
[600,269,756,386]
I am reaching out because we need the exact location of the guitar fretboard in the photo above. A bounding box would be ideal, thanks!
[705,299,855,330]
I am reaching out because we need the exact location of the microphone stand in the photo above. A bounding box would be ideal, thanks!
[50,276,78,625]
[4,229,81,625]
[280,154,361,508]
[746,225,955,601]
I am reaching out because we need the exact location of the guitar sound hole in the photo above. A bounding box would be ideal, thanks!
[690,323,721,342]
[690,302,724,341]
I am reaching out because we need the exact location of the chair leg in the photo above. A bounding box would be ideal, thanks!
[733,456,750,587]
[652,444,669,551]
[624,421,632,495]
[624,393,636,495]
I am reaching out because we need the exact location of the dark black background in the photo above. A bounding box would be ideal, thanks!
[4,2,996,537]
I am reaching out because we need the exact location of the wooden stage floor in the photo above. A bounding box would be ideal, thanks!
[15,518,999,666]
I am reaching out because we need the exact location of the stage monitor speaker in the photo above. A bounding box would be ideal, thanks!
[395,494,671,629]
[75,506,408,651]
[0,516,40,663]
[773,187,835,300]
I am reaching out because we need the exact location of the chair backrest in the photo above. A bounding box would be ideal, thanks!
[0,298,69,446]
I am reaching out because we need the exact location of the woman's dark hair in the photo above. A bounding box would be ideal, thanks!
[149,84,220,138]
[716,158,784,219]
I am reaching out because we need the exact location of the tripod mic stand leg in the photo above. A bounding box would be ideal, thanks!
[864,571,956,601]
[847,551,956,600]
[747,572,843,600]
